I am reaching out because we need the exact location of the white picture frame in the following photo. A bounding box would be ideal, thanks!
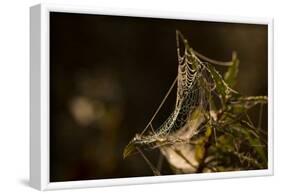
[30,3,274,191]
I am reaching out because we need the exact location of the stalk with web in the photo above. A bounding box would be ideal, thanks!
[123,30,268,174]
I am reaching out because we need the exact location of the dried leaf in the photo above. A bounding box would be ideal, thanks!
[123,142,136,159]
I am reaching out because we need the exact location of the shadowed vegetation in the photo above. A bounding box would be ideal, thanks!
[124,31,267,174]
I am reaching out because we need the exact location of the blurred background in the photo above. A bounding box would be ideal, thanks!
[50,12,268,182]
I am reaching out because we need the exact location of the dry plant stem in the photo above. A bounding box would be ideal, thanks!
[156,153,164,172]
[174,149,197,169]
[150,123,156,134]
[245,113,254,126]
[136,147,161,176]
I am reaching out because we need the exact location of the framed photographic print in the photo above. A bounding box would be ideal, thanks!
[30,3,274,191]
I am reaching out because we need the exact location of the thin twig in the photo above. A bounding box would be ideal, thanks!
[150,123,156,134]
[136,147,161,176]
[157,153,164,172]
[245,112,254,126]
[174,148,197,169]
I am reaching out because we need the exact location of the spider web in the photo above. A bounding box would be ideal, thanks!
[132,31,215,147]
[124,30,267,175]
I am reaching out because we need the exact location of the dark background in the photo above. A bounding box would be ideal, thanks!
[50,12,268,182]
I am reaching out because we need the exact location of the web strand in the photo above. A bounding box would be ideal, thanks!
[140,77,178,136]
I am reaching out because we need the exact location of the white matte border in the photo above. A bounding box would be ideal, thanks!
[30,3,274,191]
